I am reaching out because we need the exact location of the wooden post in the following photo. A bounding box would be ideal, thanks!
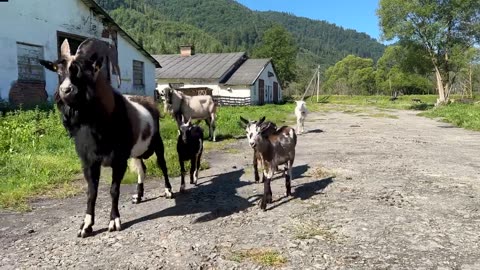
[316,65,320,103]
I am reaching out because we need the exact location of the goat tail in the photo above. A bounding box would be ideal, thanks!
[290,128,298,146]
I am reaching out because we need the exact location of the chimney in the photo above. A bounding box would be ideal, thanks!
[180,45,194,57]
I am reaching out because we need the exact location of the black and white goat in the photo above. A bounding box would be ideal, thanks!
[176,116,204,192]
[241,116,297,210]
[240,116,278,183]
[39,38,171,238]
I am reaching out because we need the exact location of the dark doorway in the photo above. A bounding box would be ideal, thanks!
[258,79,265,105]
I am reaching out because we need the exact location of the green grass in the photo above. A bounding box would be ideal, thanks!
[229,249,287,267]
[293,222,336,241]
[420,103,480,131]
[0,108,81,211]
[0,103,295,211]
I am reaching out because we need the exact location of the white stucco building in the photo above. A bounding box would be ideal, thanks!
[154,46,283,105]
[0,0,160,106]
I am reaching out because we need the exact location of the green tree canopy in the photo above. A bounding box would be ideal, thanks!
[375,45,434,95]
[377,0,480,104]
[252,25,298,88]
[324,55,376,95]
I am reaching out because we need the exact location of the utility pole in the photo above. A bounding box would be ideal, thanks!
[316,65,320,102]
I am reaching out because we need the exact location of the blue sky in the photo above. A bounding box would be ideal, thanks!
[236,0,383,42]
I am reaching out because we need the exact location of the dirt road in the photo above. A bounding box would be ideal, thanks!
[1,106,480,269]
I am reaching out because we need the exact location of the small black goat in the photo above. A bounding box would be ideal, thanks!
[39,38,171,238]
[241,116,297,210]
[240,116,277,182]
[177,116,204,192]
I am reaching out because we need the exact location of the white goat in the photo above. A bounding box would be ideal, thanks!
[294,100,308,134]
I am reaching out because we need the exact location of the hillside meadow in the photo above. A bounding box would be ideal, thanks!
[2,95,480,210]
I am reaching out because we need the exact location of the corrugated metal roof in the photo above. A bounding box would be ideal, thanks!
[153,52,246,80]
[224,59,271,85]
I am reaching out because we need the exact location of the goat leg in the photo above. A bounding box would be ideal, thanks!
[78,162,101,238]
[131,159,146,204]
[108,160,127,232]
[189,157,196,185]
[179,159,186,193]
[285,162,292,197]
[253,150,260,183]
[261,176,273,211]
[154,134,172,198]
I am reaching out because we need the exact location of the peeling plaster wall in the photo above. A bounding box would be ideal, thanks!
[0,0,156,101]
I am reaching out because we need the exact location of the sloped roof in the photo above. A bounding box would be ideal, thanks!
[224,58,272,85]
[80,0,161,68]
[153,52,246,80]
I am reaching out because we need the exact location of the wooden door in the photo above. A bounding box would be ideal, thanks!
[273,82,279,103]
[258,79,265,105]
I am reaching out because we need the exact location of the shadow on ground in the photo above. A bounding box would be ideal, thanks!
[306,129,324,134]
[122,164,328,229]
[269,176,334,211]
[122,169,255,228]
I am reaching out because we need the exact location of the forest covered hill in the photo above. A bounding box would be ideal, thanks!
[96,0,385,73]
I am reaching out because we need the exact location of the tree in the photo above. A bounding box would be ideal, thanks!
[375,45,434,95]
[377,0,480,105]
[324,55,376,95]
[253,25,298,88]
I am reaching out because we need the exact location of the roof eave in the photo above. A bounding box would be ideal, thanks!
[80,0,161,68]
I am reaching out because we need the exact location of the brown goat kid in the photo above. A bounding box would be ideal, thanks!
[240,116,278,183]
[242,116,297,210]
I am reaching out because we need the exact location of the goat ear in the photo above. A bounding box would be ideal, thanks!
[60,39,72,60]
[239,116,249,125]
[258,116,266,126]
[187,117,192,125]
[39,59,58,72]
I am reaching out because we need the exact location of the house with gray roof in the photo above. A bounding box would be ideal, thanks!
[154,46,282,105]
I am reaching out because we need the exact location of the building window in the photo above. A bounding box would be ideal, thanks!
[133,60,144,89]
[17,42,45,82]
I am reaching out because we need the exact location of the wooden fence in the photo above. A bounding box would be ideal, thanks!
[212,96,251,106]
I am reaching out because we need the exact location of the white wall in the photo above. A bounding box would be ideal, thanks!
[252,62,282,104]
[117,37,156,97]
[0,0,156,100]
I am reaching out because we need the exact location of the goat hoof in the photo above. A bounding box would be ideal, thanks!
[108,218,122,232]
[165,188,173,198]
[77,226,93,238]
[179,186,187,194]
[131,195,142,204]
[260,201,267,211]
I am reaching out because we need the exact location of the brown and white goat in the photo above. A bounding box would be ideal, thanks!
[242,116,297,210]
[39,38,171,238]
[240,116,278,183]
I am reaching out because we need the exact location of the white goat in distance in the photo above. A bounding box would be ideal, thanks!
[294,100,308,134]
